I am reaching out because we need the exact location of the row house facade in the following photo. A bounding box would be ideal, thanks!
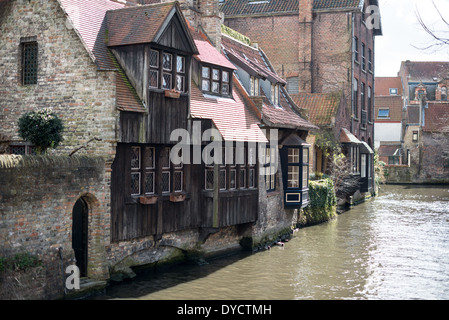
[0,0,316,291]
[220,0,382,201]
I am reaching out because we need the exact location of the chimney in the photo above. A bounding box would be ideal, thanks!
[298,0,313,93]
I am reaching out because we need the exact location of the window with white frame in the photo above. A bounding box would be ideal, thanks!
[201,64,232,96]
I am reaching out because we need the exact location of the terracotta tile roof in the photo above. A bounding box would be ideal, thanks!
[407,106,420,124]
[260,88,318,130]
[423,102,449,132]
[59,0,125,70]
[400,61,449,83]
[105,2,175,47]
[190,77,267,143]
[110,53,146,113]
[378,144,401,157]
[375,77,403,96]
[374,96,403,122]
[221,35,286,85]
[220,0,363,16]
[192,30,236,70]
[290,92,341,127]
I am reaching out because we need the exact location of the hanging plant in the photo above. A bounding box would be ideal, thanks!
[18,108,64,154]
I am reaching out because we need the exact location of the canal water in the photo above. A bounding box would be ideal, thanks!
[96,184,449,300]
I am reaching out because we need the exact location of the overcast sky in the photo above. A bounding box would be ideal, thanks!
[375,0,449,77]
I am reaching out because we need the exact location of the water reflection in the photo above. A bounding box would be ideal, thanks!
[96,185,449,300]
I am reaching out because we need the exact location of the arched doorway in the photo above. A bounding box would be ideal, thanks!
[72,198,88,277]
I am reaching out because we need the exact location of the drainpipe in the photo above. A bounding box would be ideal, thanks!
[350,13,355,134]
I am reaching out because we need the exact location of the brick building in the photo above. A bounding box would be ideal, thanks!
[221,0,382,200]
[383,61,449,183]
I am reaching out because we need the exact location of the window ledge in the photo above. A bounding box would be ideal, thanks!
[139,195,158,205]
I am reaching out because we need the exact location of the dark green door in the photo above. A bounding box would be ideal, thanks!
[72,198,88,277]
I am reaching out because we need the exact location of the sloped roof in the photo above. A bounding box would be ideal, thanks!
[106,2,180,47]
[374,96,403,122]
[340,128,361,144]
[400,61,449,83]
[220,0,364,16]
[260,89,317,130]
[423,102,449,132]
[407,106,420,124]
[58,0,125,70]
[375,77,403,96]
[221,34,286,85]
[192,30,236,70]
[190,77,267,143]
[378,144,401,157]
[290,92,341,127]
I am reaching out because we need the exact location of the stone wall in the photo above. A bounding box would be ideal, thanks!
[0,155,109,299]
[0,0,118,159]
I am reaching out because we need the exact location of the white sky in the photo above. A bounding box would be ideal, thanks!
[375,0,449,77]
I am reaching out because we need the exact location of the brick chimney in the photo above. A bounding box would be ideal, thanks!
[174,0,223,50]
[298,0,313,93]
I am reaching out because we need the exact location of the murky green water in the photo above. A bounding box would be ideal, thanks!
[97,185,449,300]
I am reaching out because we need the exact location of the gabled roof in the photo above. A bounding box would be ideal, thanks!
[290,92,341,127]
[375,77,403,96]
[105,1,197,54]
[190,77,267,143]
[378,143,401,157]
[423,102,449,132]
[400,61,449,83]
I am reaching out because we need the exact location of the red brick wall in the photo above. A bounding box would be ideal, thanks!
[224,14,300,80]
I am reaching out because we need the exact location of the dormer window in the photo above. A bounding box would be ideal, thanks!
[201,64,232,96]
[442,86,447,101]
[271,83,279,105]
[389,88,398,95]
[149,48,187,92]
[250,76,259,96]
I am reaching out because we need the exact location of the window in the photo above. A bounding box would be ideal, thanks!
[389,88,398,95]
[201,64,231,96]
[377,108,390,119]
[130,146,184,197]
[250,76,259,96]
[9,144,36,155]
[368,86,372,122]
[361,43,366,71]
[302,148,309,189]
[149,49,187,92]
[22,41,38,85]
[368,48,373,72]
[287,76,299,94]
[361,154,366,178]
[442,86,447,101]
[412,130,419,142]
[353,78,358,117]
[351,145,360,174]
[287,148,300,188]
[203,144,256,191]
[271,84,279,105]
[353,36,359,61]
[264,146,276,192]
[361,82,366,110]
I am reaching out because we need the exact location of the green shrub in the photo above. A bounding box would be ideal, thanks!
[18,108,64,154]
[0,253,42,274]
[300,178,337,227]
